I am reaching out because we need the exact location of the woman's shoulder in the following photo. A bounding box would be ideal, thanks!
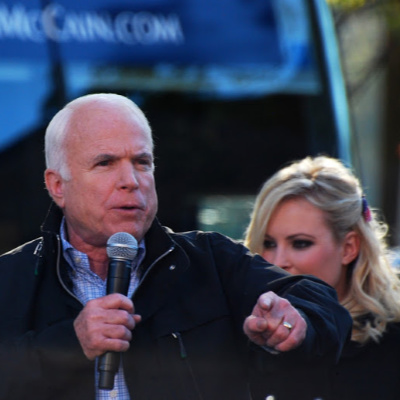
[333,322,400,399]
[383,320,400,338]
[343,321,400,358]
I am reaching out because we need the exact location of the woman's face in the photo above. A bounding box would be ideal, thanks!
[261,197,357,300]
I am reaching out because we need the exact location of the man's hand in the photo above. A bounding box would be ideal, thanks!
[243,291,306,352]
[74,293,142,360]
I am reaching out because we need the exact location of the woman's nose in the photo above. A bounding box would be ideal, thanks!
[269,247,291,269]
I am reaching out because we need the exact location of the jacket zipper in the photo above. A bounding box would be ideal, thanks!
[33,240,43,276]
[55,234,175,304]
[171,332,204,400]
[132,246,175,295]
[171,332,187,359]
[54,234,83,305]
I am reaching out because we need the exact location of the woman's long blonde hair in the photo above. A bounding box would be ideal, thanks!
[245,155,400,343]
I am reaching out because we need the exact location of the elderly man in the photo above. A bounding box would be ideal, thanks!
[0,93,351,399]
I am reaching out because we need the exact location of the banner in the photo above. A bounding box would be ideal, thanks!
[0,0,318,151]
[0,0,309,67]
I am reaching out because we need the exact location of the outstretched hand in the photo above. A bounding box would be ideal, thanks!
[243,291,306,352]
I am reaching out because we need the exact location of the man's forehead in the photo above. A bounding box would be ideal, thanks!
[67,111,151,141]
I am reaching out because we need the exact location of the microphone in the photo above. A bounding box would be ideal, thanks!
[98,232,138,390]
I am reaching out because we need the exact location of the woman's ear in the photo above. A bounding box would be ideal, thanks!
[342,231,361,265]
[44,169,65,208]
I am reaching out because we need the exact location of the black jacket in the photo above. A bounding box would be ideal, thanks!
[0,206,352,399]
[252,321,400,400]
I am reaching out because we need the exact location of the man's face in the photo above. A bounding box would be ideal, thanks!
[50,102,158,248]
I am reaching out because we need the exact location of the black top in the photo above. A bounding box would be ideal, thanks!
[250,322,400,400]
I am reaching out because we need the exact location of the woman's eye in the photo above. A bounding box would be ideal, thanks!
[263,240,276,249]
[292,240,313,249]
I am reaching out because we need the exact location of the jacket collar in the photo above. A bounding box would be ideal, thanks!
[40,201,177,262]
[40,203,191,327]
[41,201,64,235]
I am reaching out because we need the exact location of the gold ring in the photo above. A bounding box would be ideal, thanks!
[282,321,293,331]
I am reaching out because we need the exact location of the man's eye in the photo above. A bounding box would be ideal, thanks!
[292,240,313,249]
[97,160,111,167]
[263,240,276,249]
[137,158,153,169]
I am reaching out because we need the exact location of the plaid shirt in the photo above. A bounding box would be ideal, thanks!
[60,219,145,400]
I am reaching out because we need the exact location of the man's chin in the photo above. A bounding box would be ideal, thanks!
[107,224,142,242]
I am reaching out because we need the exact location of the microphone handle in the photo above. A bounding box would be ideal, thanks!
[98,259,132,390]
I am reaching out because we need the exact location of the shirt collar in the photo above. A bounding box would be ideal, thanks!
[60,217,146,271]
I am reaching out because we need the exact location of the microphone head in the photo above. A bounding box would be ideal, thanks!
[107,232,138,261]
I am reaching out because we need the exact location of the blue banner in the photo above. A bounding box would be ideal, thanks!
[0,0,305,67]
[0,0,319,152]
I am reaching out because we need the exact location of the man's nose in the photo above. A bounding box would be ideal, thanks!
[118,163,139,190]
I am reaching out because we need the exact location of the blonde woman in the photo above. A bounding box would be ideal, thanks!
[245,155,400,400]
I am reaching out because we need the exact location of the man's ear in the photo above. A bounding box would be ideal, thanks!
[342,231,361,265]
[44,169,65,208]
